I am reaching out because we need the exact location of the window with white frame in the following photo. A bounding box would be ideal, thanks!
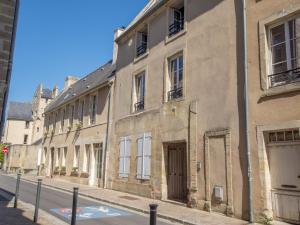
[83,144,91,173]
[119,136,131,178]
[268,17,300,87]
[79,100,84,123]
[136,26,148,58]
[61,147,67,167]
[136,132,151,180]
[133,72,145,112]
[90,95,97,125]
[73,145,80,168]
[167,54,183,101]
[169,1,184,37]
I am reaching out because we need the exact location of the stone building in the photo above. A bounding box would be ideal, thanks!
[247,0,300,224]
[3,85,54,173]
[42,61,115,187]
[108,0,247,220]
[0,0,19,137]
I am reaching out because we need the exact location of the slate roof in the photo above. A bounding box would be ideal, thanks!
[7,102,33,121]
[117,0,166,41]
[41,88,53,99]
[45,60,115,113]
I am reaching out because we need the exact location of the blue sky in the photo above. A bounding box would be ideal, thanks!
[9,0,148,102]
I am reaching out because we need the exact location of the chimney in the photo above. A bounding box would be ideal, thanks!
[52,85,59,98]
[64,76,79,90]
[112,28,125,65]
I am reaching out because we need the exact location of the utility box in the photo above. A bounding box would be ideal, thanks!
[214,186,224,201]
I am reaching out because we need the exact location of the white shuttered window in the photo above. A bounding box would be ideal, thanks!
[119,136,131,178]
[137,132,152,180]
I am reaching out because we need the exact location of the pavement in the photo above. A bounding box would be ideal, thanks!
[0,172,252,225]
[0,173,174,225]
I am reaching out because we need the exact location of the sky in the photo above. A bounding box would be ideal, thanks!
[9,0,148,103]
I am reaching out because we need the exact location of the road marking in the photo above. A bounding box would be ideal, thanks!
[51,205,131,221]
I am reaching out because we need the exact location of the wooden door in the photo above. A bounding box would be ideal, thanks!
[167,144,187,202]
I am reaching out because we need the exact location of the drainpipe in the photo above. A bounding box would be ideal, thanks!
[242,0,254,223]
[101,82,113,188]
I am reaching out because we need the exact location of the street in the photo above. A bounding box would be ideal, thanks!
[0,174,174,225]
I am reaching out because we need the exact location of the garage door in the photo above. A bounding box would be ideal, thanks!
[268,130,300,224]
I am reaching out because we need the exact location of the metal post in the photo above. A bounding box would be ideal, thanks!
[33,179,42,223]
[71,187,79,225]
[149,204,158,225]
[14,173,21,208]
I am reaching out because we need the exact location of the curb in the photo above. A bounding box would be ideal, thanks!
[20,177,198,225]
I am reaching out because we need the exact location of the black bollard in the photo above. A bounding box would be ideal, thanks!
[14,173,21,208]
[71,187,79,225]
[149,204,158,225]
[33,179,42,223]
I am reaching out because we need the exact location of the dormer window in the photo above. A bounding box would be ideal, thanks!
[169,1,184,37]
[136,26,148,58]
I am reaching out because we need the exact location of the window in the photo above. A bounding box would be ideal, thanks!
[167,54,183,101]
[134,72,145,112]
[90,95,97,125]
[53,112,58,133]
[119,136,131,178]
[61,147,67,167]
[37,127,39,133]
[169,2,184,37]
[268,129,300,143]
[136,132,151,180]
[94,143,103,178]
[56,148,60,167]
[79,100,84,123]
[136,26,148,57]
[42,148,47,164]
[69,105,74,128]
[61,108,65,132]
[23,135,28,144]
[25,121,30,129]
[73,146,80,168]
[269,17,300,87]
[83,144,91,173]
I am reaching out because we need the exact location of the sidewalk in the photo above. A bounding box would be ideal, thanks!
[0,188,67,225]
[12,174,250,225]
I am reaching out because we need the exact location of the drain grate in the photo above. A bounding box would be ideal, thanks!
[119,195,139,201]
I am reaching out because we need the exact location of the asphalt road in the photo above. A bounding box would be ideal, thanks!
[0,173,173,225]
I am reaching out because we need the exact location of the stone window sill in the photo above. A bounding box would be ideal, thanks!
[133,51,149,64]
[165,27,187,45]
[261,82,300,98]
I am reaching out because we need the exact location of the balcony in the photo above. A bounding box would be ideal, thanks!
[168,87,183,101]
[136,44,147,58]
[268,67,300,88]
[134,100,144,112]
[169,18,184,37]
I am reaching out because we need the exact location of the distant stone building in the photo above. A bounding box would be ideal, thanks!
[0,0,19,138]
[3,85,54,173]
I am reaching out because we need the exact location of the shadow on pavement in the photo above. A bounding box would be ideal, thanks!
[0,188,41,225]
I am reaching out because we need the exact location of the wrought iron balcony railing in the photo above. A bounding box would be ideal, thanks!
[134,100,144,112]
[169,18,184,37]
[268,67,300,88]
[168,87,183,101]
[136,44,147,57]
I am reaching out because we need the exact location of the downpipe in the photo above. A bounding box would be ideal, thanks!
[242,0,254,223]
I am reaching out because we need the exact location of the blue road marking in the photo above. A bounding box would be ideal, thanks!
[50,205,131,221]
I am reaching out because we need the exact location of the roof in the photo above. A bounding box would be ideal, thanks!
[117,0,166,41]
[7,102,33,121]
[41,88,53,99]
[45,60,115,113]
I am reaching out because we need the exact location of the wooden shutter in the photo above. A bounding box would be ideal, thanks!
[119,137,125,177]
[119,136,130,178]
[137,132,151,180]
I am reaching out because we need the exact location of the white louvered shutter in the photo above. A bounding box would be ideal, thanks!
[143,132,151,179]
[124,137,131,176]
[137,134,143,179]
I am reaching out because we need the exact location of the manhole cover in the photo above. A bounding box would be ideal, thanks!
[119,196,139,201]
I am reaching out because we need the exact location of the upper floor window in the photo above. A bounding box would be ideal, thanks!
[53,112,58,133]
[134,72,145,112]
[25,121,30,129]
[269,17,300,88]
[69,105,74,128]
[61,108,65,132]
[169,1,184,37]
[136,26,148,58]
[90,95,97,125]
[23,135,28,144]
[79,100,84,123]
[167,54,183,101]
